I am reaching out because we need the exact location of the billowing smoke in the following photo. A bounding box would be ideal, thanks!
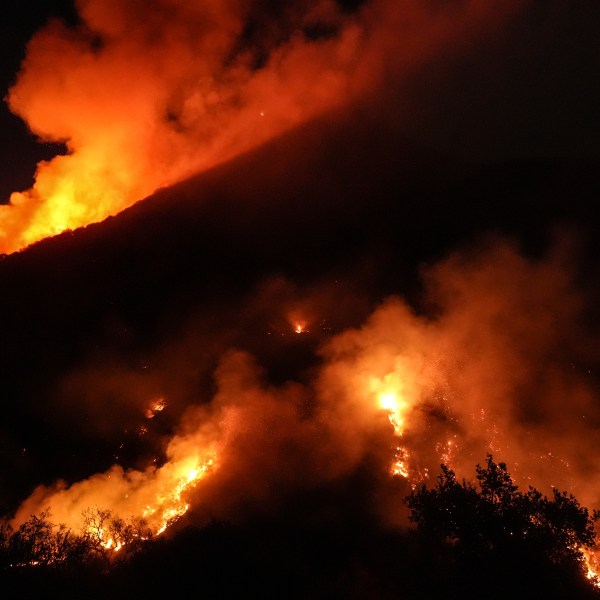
[8,0,598,560]
[0,0,519,253]
[11,237,600,537]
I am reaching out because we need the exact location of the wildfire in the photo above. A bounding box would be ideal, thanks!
[11,434,219,547]
[0,0,371,255]
[102,538,123,552]
[378,391,405,434]
[6,238,600,594]
[372,374,413,478]
[583,548,600,588]
[77,452,218,554]
[391,446,410,478]
[149,455,216,535]
[145,397,167,419]
[294,321,308,334]
[0,0,517,256]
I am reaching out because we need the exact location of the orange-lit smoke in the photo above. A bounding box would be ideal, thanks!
[12,409,220,536]
[11,238,600,537]
[0,0,519,254]
[317,238,600,505]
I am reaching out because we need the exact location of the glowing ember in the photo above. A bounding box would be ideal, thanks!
[294,322,307,334]
[438,437,459,466]
[391,446,410,478]
[145,397,167,419]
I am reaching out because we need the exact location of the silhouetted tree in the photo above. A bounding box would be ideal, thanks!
[0,507,153,577]
[405,455,600,598]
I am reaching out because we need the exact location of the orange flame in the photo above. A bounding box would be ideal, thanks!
[0,1,366,254]
[583,547,600,588]
[145,397,167,419]
[11,435,218,539]
[294,321,307,334]
[370,379,410,477]
[0,1,518,254]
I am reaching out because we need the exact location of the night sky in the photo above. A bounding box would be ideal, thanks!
[1,2,600,592]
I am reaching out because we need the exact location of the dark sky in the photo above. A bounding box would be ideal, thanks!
[396,1,600,163]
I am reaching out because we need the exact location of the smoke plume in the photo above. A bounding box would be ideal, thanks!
[0,0,518,253]
[12,237,600,537]
[8,0,597,561]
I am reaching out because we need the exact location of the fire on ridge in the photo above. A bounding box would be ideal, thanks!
[0,0,517,254]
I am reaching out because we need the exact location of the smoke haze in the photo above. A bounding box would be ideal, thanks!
[1,0,600,565]
[1,0,518,253]
[10,236,600,535]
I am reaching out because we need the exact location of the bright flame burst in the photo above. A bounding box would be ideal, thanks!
[94,452,216,552]
[373,374,412,478]
[583,547,600,588]
[294,322,307,334]
[102,538,123,552]
[146,453,216,535]
[11,437,219,555]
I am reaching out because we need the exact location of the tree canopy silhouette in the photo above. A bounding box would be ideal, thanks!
[2,458,600,598]
[405,455,600,598]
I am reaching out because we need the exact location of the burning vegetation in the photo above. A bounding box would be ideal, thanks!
[0,0,517,254]
[4,239,600,596]
[3,457,600,598]
[1,0,600,597]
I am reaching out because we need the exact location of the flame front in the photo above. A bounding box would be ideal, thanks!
[6,160,600,588]
[0,0,517,255]
[147,454,216,535]
[12,435,219,541]
[374,378,412,477]
[0,0,366,254]
[583,548,600,588]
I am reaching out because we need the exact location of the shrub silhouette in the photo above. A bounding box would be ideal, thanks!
[405,455,600,598]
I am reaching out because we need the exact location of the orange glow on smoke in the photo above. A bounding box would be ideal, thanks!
[0,0,517,254]
[0,0,365,254]
[12,432,218,539]
[12,241,600,558]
